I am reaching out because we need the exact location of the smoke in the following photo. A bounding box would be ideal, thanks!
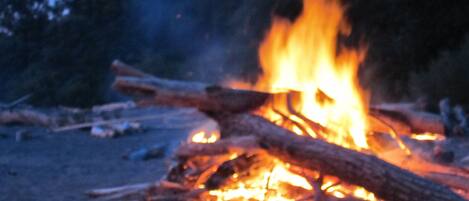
[128,0,280,84]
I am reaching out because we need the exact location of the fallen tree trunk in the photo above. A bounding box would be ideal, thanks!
[213,113,466,201]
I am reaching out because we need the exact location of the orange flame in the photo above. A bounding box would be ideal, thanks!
[256,0,369,150]
[209,162,312,201]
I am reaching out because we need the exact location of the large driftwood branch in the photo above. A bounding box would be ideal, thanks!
[112,60,270,114]
[111,60,448,136]
[213,113,466,201]
[114,76,270,114]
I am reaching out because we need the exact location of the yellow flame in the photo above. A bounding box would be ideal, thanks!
[354,187,377,201]
[191,131,220,144]
[256,0,369,150]
[410,132,445,141]
[209,162,312,201]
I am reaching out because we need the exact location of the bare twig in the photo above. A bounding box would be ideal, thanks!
[369,113,412,156]
[0,94,32,109]
[286,92,328,140]
[272,107,310,137]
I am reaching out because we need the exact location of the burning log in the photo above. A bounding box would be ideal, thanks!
[214,113,466,201]
[204,154,267,190]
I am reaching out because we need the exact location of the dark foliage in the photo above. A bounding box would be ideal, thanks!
[1,0,469,106]
[410,37,469,105]
[346,0,469,102]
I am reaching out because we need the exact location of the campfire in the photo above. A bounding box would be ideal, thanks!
[86,0,469,200]
[187,0,376,200]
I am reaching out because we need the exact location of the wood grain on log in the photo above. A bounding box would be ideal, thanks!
[214,113,466,201]
[112,60,272,114]
[113,76,270,114]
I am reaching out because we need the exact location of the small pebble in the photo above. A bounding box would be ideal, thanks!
[15,130,31,142]
[7,170,17,176]
[123,143,167,161]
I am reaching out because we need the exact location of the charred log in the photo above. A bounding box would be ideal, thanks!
[214,113,466,201]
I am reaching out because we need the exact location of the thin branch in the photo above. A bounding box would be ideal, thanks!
[369,113,412,156]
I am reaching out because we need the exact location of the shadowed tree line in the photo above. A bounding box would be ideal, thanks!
[1,0,469,107]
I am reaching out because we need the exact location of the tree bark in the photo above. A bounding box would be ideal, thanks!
[213,113,466,201]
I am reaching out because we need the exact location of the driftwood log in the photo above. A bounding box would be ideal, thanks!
[112,60,450,137]
[112,60,270,114]
[0,103,133,131]
[0,106,51,126]
[112,61,467,201]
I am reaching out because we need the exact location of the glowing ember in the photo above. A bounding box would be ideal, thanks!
[410,132,445,141]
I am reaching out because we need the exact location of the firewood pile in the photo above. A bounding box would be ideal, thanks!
[85,61,469,201]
